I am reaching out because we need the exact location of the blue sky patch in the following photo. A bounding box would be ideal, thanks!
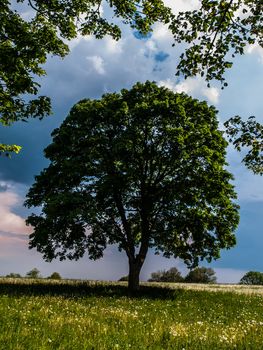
[154,51,169,62]
[133,31,152,40]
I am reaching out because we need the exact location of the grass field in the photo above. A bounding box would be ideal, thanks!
[0,278,263,349]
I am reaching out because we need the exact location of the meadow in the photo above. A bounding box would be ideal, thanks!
[0,278,263,350]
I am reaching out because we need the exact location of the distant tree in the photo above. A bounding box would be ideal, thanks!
[148,267,184,283]
[148,270,165,282]
[118,275,129,282]
[47,272,62,280]
[26,268,41,279]
[185,267,217,284]
[25,81,239,292]
[5,273,22,278]
[239,271,263,285]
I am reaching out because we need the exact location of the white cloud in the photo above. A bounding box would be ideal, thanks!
[152,23,173,42]
[0,191,31,235]
[145,39,158,52]
[202,86,220,104]
[104,36,123,55]
[86,55,106,75]
[158,78,176,91]
[164,0,200,14]
[67,34,94,50]
[246,44,263,64]
[158,77,220,104]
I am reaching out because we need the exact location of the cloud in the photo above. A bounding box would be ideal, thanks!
[104,36,123,55]
[202,86,220,105]
[158,77,220,104]
[145,39,158,52]
[86,55,106,75]
[246,44,263,64]
[164,0,200,13]
[0,181,13,192]
[0,191,31,236]
[152,23,172,41]
[67,34,94,51]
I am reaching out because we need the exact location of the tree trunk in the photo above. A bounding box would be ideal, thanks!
[128,259,143,293]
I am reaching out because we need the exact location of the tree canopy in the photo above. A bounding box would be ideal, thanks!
[25,81,239,292]
[47,272,62,280]
[26,267,41,279]
[239,271,263,285]
[184,267,217,284]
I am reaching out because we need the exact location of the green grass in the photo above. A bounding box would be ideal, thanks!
[0,278,263,349]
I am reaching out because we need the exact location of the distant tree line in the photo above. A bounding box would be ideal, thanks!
[120,268,263,285]
[119,268,263,285]
[6,268,263,285]
[119,267,217,284]
[148,267,217,284]
[4,268,62,280]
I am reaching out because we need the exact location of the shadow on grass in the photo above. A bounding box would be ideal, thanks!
[0,279,184,300]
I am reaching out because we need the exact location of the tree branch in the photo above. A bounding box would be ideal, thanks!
[204,0,235,60]
[113,190,135,259]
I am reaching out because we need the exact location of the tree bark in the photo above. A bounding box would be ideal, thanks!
[128,259,143,293]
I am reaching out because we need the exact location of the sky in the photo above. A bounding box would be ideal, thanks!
[0,1,262,283]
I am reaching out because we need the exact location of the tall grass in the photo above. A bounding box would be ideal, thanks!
[0,278,262,349]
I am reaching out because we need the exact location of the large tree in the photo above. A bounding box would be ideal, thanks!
[25,82,239,292]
